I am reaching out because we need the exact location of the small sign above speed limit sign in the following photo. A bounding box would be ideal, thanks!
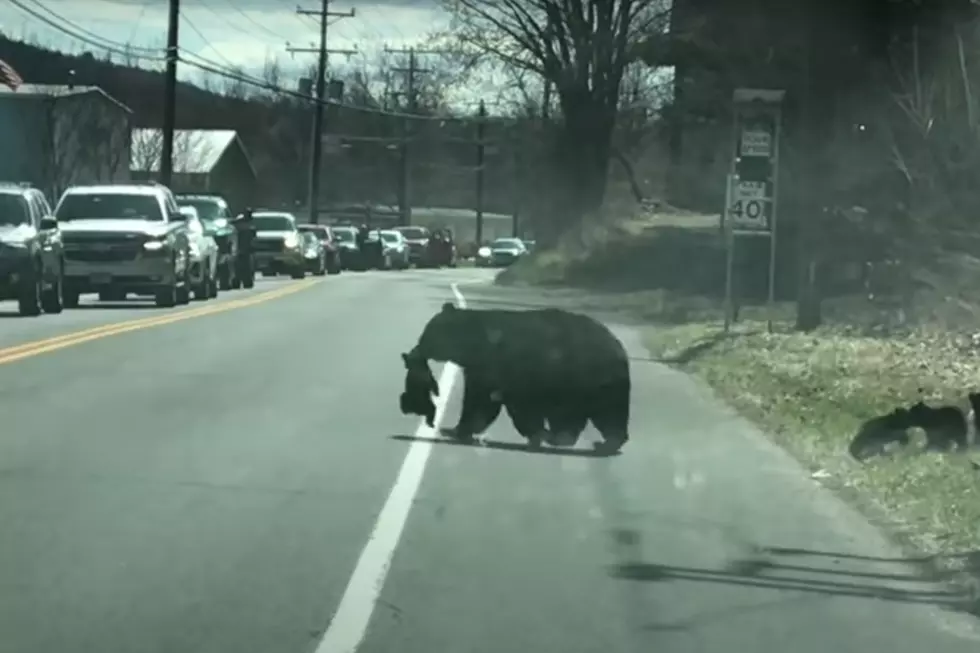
[727,179,770,229]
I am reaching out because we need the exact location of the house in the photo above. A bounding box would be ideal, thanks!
[0,84,132,202]
[130,129,258,212]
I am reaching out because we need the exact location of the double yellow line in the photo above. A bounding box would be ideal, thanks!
[0,279,319,366]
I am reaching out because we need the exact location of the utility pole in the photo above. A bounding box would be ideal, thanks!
[475,100,486,245]
[160,0,180,187]
[386,46,450,225]
[288,1,355,223]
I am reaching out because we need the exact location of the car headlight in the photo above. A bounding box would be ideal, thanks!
[283,233,300,249]
[143,239,166,251]
[478,246,491,257]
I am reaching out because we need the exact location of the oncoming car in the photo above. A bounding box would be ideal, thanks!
[477,237,528,267]
[250,211,306,279]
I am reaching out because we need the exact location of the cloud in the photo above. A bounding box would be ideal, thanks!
[5,0,448,71]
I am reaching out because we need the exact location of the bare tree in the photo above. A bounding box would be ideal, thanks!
[130,129,217,176]
[438,0,671,241]
[36,90,133,200]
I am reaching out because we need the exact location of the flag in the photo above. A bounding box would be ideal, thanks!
[0,59,23,92]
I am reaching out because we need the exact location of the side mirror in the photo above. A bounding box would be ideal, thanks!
[39,216,57,230]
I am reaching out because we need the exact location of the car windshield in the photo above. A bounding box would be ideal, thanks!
[177,199,224,222]
[0,194,30,226]
[56,193,163,221]
[381,232,400,244]
[333,229,354,242]
[397,227,427,239]
[252,214,295,231]
[492,238,523,249]
[300,226,329,238]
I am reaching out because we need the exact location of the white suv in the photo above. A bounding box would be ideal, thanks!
[53,182,192,308]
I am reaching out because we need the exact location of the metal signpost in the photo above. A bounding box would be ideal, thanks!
[723,88,784,332]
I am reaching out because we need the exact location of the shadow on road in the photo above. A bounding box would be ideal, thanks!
[655,330,756,364]
[608,542,980,616]
[390,434,622,458]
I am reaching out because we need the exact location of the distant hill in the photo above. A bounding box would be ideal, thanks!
[0,36,263,128]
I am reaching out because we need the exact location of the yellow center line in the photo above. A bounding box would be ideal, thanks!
[0,279,320,365]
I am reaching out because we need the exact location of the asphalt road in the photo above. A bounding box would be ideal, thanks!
[0,268,978,653]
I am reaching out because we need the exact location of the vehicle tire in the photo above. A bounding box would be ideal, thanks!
[314,256,327,276]
[208,269,219,298]
[154,277,177,308]
[41,265,64,314]
[17,264,42,317]
[290,265,306,280]
[193,266,211,301]
[176,264,191,305]
[218,262,233,291]
[64,290,80,309]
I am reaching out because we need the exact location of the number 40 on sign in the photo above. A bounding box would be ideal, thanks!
[727,180,769,229]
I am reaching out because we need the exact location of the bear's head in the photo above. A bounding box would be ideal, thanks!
[413,302,485,366]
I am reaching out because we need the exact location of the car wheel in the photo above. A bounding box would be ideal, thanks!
[193,266,211,301]
[41,265,64,314]
[154,275,177,308]
[218,262,233,290]
[17,264,42,317]
[176,264,191,305]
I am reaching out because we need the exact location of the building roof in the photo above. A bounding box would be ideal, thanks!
[130,128,257,177]
[0,83,132,113]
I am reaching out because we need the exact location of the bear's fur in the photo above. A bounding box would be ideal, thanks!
[407,302,630,453]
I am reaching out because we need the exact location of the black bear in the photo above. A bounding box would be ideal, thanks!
[908,400,969,452]
[399,351,439,427]
[406,302,630,453]
[848,408,914,461]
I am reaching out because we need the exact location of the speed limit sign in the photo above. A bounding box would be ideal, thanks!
[727,179,769,229]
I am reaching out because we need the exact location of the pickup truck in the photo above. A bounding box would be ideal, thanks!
[54,183,192,308]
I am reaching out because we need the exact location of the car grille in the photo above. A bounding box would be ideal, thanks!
[253,239,283,253]
[63,232,148,262]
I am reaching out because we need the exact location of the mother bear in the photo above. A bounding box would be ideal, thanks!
[405,302,631,454]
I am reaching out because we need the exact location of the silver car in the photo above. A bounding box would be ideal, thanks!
[54,183,192,308]
[251,211,306,279]
[376,230,411,270]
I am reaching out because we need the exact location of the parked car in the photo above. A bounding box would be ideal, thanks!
[392,225,432,267]
[375,230,411,270]
[0,182,65,316]
[54,182,192,308]
[175,193,239,290]
[300,231,328,276]
[477,237,528,267]
[250,211,306,278]
[298,223,341,274]
[176,205,220,300]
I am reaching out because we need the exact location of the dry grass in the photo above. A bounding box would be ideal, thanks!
[644,320,980,569]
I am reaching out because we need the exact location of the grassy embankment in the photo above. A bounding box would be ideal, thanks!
[498,209,980,589]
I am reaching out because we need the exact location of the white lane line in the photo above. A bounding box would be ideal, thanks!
[314,283,466,653]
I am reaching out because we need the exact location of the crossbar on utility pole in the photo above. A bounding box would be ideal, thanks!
[384,46,452,226]
[290,0,354,223]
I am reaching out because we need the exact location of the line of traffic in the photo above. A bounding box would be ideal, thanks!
[0,278,319,366]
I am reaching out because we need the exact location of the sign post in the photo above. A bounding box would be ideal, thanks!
[723,88,784,333]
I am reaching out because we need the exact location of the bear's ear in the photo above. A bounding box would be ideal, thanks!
[441,302,456,312]
[401,352,410,365]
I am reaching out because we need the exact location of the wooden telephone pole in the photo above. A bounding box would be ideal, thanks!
[287,0,355,223]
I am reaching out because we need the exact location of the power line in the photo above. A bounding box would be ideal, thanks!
[288,0,355,224]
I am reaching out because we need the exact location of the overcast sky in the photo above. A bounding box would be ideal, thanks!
[2,0,447,83]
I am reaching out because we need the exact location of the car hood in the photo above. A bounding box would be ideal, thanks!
[59,219,171,237]
[0,224,37,243]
